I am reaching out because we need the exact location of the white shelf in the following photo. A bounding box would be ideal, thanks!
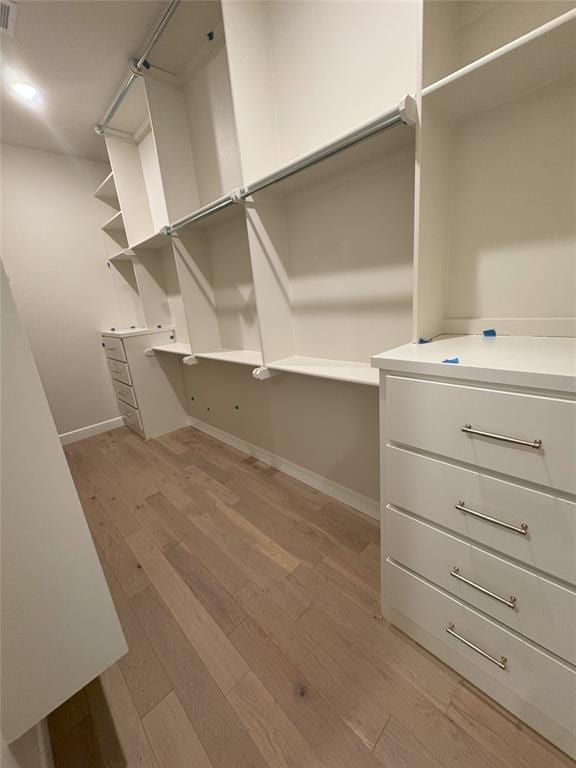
[94,172,119,206]
[423,10,576,121]
[151,342,192,356]
[372,335,576,394]
[268,356,378,386]
[195,349,263,366]
[125,232,167,252]
[102,211,125,233]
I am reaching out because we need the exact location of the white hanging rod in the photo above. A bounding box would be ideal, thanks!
[164,95,416,236]
[95,0,181,136]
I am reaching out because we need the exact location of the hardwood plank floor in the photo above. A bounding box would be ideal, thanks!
[49,426,576,768]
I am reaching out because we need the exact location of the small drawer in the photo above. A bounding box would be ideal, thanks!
[107,358,132,386]
[112,379,138,409]
[386,559,576,756]
[101,336,126,363]
[387,446,576,585]
[387,508,576,665]
[117,400,143,435]
[386,376,576,494]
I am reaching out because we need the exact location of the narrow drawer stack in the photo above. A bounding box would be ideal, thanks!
[101,334,144,437]
[380,372,576,758]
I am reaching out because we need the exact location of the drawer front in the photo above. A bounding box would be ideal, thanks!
[107,358,132,386]
[386,559,576,749]
[387,446,576,585]
[102,336,126,363]
[388,508,576,665]
[386,376,576,494]
[117,400,143,435]
[112,379,138,409]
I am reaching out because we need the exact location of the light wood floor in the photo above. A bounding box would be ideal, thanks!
[50,426,575,768]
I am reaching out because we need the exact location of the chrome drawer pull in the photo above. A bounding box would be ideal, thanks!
[455,501,528,536]
[446,623,507,670]
[450,567,517,609]
[462,424,542,450]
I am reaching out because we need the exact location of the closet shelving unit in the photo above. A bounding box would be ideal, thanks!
[171,205,264,368]
[243,101,416,387]
[414,4,576,342]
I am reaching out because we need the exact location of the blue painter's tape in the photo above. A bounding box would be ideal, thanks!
[483,328,496,337]
[442,357,460,364]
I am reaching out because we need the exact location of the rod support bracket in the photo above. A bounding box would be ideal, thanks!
[399,94,418,126]
[183,355,198,366]
[160,225,173,237]
[230,188,246,204]
[252,366,278,381]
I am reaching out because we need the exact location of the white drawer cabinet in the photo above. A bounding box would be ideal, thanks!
[386,376,576,494]
[373,337,576,758]
[388,508,576,665]
[101,328,187,440]
[387,446,576,585]
[386,560,576,758]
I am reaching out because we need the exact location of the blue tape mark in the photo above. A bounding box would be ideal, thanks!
[418,337,432,344]
[442,357,460,364]
[483,328,496,337]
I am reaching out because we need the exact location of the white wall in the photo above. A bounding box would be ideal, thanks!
[1,144,121,435]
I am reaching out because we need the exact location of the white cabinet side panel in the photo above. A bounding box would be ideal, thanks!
[1,266,126,743]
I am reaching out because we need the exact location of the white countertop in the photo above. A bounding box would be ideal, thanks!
[371,335,576,393]
[101,326,173,338]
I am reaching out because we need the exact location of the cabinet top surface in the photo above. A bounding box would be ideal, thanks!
[371,335,576,393]
[101,326,173,339]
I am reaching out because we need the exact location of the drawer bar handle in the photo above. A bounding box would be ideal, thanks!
[461,424,542,450]
[450,567,517,609]
[455,501,528,536]
[446,623,507,670]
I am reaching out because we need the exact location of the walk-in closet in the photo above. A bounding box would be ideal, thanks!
[1,1,575,766]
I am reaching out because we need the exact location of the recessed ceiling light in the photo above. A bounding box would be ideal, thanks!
[11,83,38,101]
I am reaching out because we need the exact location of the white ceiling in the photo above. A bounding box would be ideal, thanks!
[0,1,168,162]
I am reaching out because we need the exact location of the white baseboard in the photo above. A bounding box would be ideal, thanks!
[188,417,379,521]
[58,416,125,446]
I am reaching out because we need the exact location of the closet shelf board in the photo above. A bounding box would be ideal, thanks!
[194,349,263,366]
[268,356,379,386]
[126,232,167,252]
[423,9,576,122]
[102,211,125,233]
[151,342,193,356]
[94,172,119,206]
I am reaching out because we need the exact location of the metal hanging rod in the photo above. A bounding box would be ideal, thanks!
[164,94,416,236]
[95,0,181,136]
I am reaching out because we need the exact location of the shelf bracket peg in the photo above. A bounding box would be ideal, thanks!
[230,187,246,204]
[252,366,278,381]
[182,355,198,366]
[399,94,418,126]
[144,348,155,357]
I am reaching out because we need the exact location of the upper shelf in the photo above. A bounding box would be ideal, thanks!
[94,172,119,208]
[423,9,576,121]
[102,211,125,233]
[268,356,378,387]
